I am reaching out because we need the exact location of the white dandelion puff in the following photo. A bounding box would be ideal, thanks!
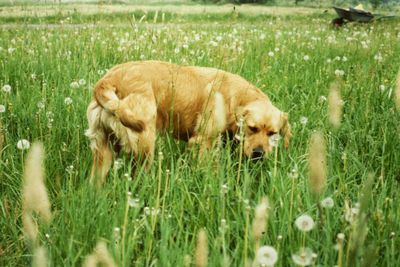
[320,197,334,208]
[334,69,345,77]
[2,84,11,93]
[78,79,86,86]
[70,81,79,89]
[292,247,314,266]
[299,116,308,126]
[0,105,5,113]
[255,246,278,267]
[64,97,73,106]
[295,214,315,232]
[17,139,31,150]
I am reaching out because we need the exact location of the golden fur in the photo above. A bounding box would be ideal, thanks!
[86,60,291,185]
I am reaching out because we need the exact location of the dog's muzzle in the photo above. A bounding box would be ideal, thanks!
[251,146,264,160]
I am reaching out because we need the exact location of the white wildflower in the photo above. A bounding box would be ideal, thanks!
[335,69,345,77]
[2,84,11,93]
[255,246,278,267]
[320,197,334,208]
[17,139,31,150]
[0,104,5,113]
[292,247,314,266]
[344,206,359,223]
[299,116,308,126]
[295,214,315,232]
[70,81,79,89]
[64,97,73,106]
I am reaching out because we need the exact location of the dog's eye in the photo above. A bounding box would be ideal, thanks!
[248,126,259,133]
[267,131,277,136]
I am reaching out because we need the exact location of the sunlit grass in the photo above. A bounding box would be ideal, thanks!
[1,9,400,266]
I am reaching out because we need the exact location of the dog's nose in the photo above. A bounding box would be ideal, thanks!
[251,147,264,159]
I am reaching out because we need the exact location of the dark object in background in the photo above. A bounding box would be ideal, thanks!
[331,17,346,27]
[332,6,374,23]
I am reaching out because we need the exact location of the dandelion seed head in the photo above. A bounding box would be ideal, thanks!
[255,246,278,267]
[337,233,345,241]
[288,168,299,179]
[70,81,79,89]
[344,206,359,223]
[334,69,345,77]
[320,197,334,208]
[78,79,86,86]
[2,84,11,93]
[17,139,30,150]
[220,184,228,194]
[128,197,140,208]
[64,97,73,106]
[299,116,308,126]
[295,214,315,232]
[292,247,314,266]
[0,105,5,113]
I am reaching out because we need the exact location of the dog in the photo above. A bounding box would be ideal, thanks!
[86,60,291,186]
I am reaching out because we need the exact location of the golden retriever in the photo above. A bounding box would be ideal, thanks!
[86,60,291,185]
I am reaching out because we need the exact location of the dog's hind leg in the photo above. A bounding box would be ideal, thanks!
[117,86,157,172]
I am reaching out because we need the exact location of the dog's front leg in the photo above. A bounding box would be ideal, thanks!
[189,90,226,156]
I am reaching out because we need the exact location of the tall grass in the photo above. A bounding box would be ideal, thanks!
[1,9,400,266]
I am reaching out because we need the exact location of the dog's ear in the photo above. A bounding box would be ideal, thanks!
[280,112,292,148]
[235,106,249,122]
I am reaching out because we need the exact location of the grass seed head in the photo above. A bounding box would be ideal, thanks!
[395,70,400,109]
[0,122,3,157]
[195,229,208,267]
[22,213,38,244]
[83,241,116,267]
[32,246,48,267]
[328,81,342,128]
[252,197,270,242]
[308,131,326,197]
[22,142,52,223]
[83,255,98,267]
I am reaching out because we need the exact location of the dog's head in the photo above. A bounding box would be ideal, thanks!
[236,100,291,159]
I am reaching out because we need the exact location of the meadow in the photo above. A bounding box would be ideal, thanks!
[1,4,400,266]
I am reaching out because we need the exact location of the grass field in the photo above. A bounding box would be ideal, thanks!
[1,4,400,267]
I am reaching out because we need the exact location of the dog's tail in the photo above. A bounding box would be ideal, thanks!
[93,79,145,132]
